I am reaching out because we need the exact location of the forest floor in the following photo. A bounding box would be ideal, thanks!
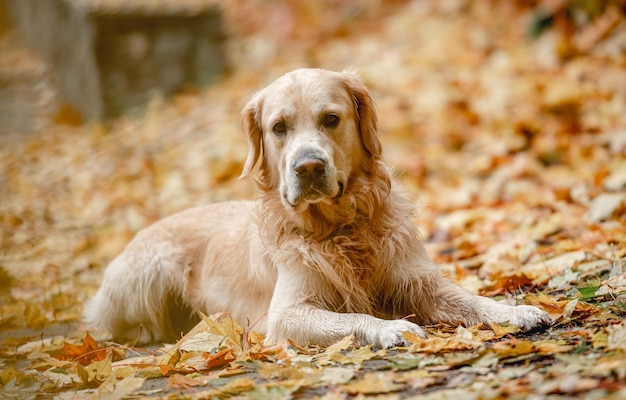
[1,0,626,398]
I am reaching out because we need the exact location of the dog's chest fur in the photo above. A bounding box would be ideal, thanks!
[260,187,401,316]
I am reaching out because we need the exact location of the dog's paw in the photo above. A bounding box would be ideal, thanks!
[506,305,551,331]
[475,296,551,332]
[367,319,426,349]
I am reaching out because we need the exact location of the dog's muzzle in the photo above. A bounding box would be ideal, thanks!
[283,153,342,209]
[294,156,327,190]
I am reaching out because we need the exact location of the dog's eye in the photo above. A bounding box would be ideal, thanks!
[273,122,287,136]
[323,113,339,128]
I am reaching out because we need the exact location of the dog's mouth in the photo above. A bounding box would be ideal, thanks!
[284,180,345,210]
[335,181,344,199]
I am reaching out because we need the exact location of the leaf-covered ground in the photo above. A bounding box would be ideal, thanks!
[1,1,626,398]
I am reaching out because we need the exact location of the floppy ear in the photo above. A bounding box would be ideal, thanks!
[240,94,263,178]
[343,73,382,159]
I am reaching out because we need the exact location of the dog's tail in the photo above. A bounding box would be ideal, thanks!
[83,240,199,344]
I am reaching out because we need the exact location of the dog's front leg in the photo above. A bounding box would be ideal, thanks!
[265,267,426,348]
[429,280,551,331]
[267,304,426,348]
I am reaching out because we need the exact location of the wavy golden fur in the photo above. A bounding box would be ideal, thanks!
[85,69,549,348]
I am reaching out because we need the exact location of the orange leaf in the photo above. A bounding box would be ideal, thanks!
[248,339,309,362]
[481,273,536,296]
[52,333,108,365]
[159,364,176,375]
[202,348,236,369]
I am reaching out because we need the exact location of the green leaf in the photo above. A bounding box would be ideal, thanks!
[577,286,602,301]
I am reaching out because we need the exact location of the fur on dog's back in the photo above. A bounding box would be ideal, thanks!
[84,202,275,342]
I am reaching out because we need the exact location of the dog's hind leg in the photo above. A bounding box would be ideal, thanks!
[84,237,198,343]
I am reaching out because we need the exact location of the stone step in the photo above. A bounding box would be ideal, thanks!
[6,0,226,121]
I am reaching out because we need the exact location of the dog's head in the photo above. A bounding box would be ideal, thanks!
[241,69,382,212]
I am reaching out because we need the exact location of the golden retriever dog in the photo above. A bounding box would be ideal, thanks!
[84,69,550,348]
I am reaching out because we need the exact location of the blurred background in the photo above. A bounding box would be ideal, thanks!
[0,0,625,337]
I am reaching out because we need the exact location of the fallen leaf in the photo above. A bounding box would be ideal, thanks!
[524,292,569,317]
[397,369,441,390]
[51,333,108,366]
[404,328,482,354]
[202,313,244,350]
[327,345,381,365]
[592,329,609,349]
[218,377,256,396]
[77,357,112,387]
[607,322,626,352]
[320,367,356,385]
[168,373,207,388]
[244,381,301,399]
[488,322,521,338]
[524,251,589,281]
[584,193,626,224]
[99,375,145,399]
[492,339,535,359]
[179,330,226,353]
[481,272,536,296]
[202,348,236,369]
[314,334,356,365]
[340,372,405,394]
[247,339,308,362]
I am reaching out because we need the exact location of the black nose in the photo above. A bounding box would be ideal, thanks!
[294,157,326,178]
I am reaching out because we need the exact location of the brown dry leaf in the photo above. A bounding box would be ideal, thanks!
[524,292,569,318]
[51,333,108,366]
[314,334,357,366]
[97,374,145,399]
[245,330,265,347]
[491,339,536,359]
[404,327,482,354]
[247,339,307,362]
[340,372,405,395]
[218,376,257,396]
[202,348,236,369]
[159,349,182,376]
[534,340,575,355]
[202,313,244,350]
[327,345,382,365]
[218,363,249,378]
[492,338,573,360]
[488,322,521,338]
[481,272,536,296]
[76,357,112,387]
[168,373,208,388]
